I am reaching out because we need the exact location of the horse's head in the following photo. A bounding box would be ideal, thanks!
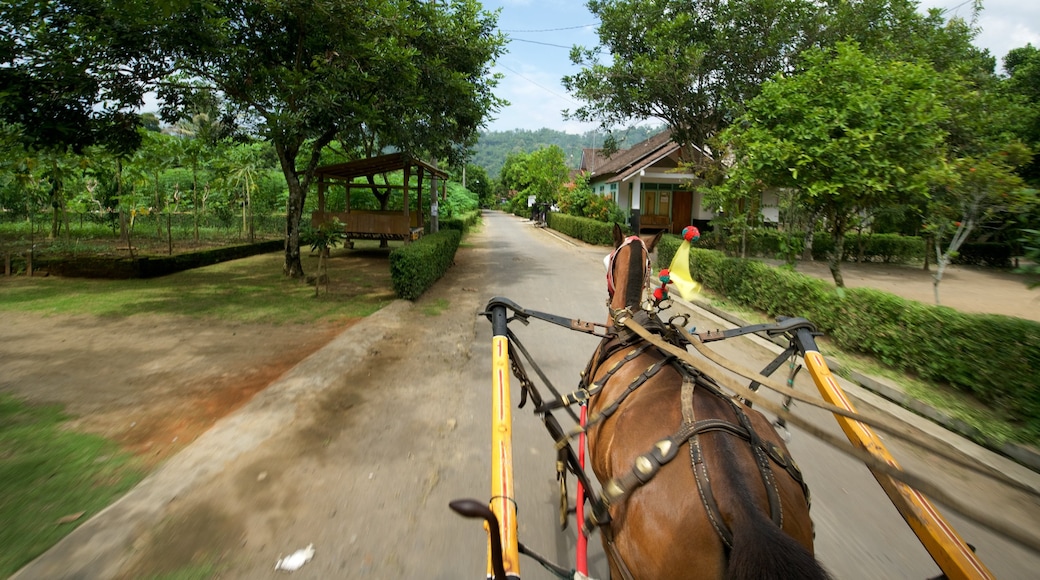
[605,223,663,313]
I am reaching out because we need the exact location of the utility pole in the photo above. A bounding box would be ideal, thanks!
[430,157,439,233]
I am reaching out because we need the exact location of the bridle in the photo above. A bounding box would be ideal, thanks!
[604,235,652,299]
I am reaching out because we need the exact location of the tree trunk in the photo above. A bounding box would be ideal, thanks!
[274,130,336,278]
[801,210,817,262]
[932,220,975,306]
[828,220,846,288]
[283,177,306,278]
[192,166,200,244]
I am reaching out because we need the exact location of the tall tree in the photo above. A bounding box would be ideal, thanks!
[1004,44,1040,186]
[163,0,505,277]
[0,0,199,154]
[715,42,949,287]
[926,146,1035,304]
[564,0,818,161]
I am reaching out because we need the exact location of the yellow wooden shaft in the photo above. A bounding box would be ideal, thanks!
[803,351,994,580]
[490,335,521,578]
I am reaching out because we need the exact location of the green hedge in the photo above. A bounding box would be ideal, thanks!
[547,213,632,246]
[436,210,481,233]
[658,236,1040,438]
[389,229,461,300]
[951,242,1013,268]
[810,233,925,263]
[696,229,925,264]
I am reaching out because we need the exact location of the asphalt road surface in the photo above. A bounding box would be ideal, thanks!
[463,212,1040,579]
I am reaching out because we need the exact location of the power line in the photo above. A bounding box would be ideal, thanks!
[507,37,574,49]
[500,23,598,33]
[496,63,580,105]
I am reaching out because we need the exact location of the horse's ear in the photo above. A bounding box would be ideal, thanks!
[612,223,625,248]
[646,230,664,253]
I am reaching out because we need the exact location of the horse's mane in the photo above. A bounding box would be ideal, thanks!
[622,241,645,309]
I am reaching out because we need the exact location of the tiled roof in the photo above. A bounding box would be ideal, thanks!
[583,129,674,178]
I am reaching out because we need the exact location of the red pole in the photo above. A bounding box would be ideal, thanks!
[575,404,588,574]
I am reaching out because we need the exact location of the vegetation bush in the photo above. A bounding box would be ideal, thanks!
[547,213,631,246]
[437,210,480,233]
[557,188,627,224]
[508,195,531,218]
[694,230,925,264]
[950,242,1013,267]
[811,233,926,263]
[389,229,461,300]
[658,238,1040,439]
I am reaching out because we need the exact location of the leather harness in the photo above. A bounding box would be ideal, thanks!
[579,309,811,566]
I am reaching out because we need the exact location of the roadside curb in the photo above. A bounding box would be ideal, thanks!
[689,298,1040,475]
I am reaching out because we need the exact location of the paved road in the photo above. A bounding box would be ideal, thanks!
[463,212,1040,579]
[17,210,1040,579]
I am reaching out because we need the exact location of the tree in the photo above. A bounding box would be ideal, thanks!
[497,147,569,208]
[715,42,948,287]
[164,0,505,278]
[1004,44,1040,186]
[461,164,492,207]
[0,0,200,154]
[564,0,985,167]
[926,147,1034,304]
[564,0,818,161]
[218,142,269,243]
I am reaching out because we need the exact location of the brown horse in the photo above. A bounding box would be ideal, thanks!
[585,225,829,580]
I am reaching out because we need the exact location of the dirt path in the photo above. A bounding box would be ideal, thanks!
[761,259,1040,322]
[0,313,344,467]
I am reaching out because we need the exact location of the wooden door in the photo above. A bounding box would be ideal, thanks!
[671,191,693,234]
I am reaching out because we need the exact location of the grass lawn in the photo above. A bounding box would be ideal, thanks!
[0,245,397,576]
[0,247,395,324]
[0,395,145,577]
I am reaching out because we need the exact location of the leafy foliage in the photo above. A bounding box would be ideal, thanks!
[657,241,1040,441]
[497,146,570,205]
[389,229,461,300]
[0,0,194,153]
[547,213,630,246]
[566,0,819,157]
[557,173,626,223]
[716,42,948,286]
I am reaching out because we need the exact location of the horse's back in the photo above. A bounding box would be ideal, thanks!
[587,349,823,579]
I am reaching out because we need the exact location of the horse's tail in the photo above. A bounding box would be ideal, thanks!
[725,504,831,580]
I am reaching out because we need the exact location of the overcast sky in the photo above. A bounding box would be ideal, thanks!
[482,0,1040,134]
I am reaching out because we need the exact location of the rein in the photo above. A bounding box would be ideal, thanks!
[621,314,1040,553]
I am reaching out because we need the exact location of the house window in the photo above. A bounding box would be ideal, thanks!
[642,185,672,217]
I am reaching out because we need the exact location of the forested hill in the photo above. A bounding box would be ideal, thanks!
[474,125,666,179]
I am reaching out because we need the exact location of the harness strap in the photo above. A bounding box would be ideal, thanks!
[579,356,674,436]
[538,343,651,414]
[599,418,751,508]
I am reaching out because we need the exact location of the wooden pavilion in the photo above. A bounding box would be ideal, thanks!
[311,153,448,247]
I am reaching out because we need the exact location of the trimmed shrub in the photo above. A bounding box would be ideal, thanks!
[662,245,1040,438]
[389,229,461,300]
[434,209,479,234]
[951,242,1013,268]
[548,213,632,246]
[810,233,924,263]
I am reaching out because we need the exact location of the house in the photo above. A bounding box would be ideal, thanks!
[580,130,779,234]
